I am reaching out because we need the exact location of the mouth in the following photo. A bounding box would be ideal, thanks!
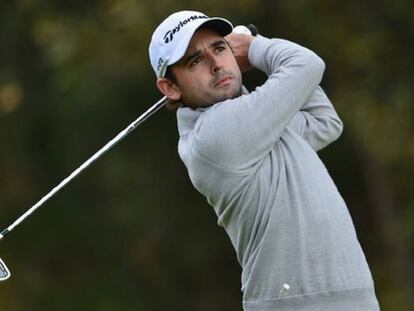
[214,76,233,88]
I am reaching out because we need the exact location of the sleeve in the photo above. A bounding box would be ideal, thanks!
[287,86,343,151]
[192,36,326,171]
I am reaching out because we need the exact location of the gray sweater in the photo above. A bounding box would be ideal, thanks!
[176,35,380,310]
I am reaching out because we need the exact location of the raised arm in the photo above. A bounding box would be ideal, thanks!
[192,35,326,171]
[287,86,343,151]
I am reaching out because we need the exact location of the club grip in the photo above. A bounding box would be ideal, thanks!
[247,24,258,36]
[233,24,259,36]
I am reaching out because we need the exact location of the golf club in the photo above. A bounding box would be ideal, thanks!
[0,96,170,280]
[0,24,257,281]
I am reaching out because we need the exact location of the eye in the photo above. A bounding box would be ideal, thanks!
[216,46,226,53]
[190,56,202,67]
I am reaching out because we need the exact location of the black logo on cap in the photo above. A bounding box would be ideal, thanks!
[163,15,208,44]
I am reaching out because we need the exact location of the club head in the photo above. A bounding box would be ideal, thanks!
[0,257,11,281]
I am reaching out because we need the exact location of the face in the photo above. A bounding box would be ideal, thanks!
[161,28,242,108]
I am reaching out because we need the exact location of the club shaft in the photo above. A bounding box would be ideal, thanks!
[0,96,169,240]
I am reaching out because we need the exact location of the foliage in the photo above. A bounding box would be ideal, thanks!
[0,0,413,309]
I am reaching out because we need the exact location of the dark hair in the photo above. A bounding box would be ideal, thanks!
[165,66,177,84]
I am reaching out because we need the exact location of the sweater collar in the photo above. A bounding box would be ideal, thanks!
[176,105,208,137]
[176,85,249,137]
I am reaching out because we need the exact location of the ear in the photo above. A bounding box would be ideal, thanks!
[156,78,181,101]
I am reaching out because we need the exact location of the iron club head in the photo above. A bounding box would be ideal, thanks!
[0,257,11,281]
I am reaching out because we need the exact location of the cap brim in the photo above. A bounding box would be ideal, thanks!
[168,17,233,68]
[199,18,233,37]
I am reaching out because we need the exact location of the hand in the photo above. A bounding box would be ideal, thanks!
[224,32,255,72]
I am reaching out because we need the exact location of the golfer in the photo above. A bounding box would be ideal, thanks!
[149,10,380,310]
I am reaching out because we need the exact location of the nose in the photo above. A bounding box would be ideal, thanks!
[208,53,223,75]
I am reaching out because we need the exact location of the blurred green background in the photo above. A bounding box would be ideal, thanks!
[1,0,413,310]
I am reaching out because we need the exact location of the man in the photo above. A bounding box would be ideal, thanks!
[149,10,380,310]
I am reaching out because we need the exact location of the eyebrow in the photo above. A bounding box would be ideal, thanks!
[182,39,227,65]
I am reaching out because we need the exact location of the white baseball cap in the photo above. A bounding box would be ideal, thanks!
[149,10,233,78]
